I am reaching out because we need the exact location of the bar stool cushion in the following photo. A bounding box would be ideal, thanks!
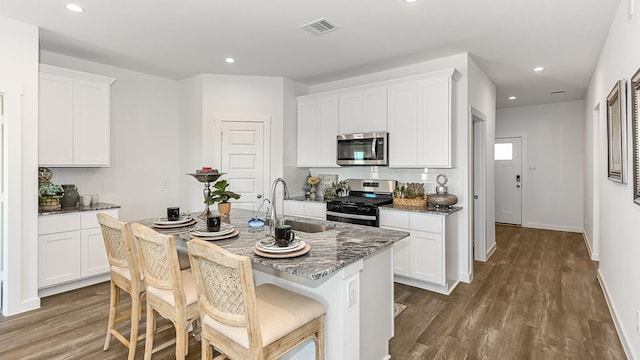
[110,265,144,281]
[202,283,325,348]
[146,269,198,307]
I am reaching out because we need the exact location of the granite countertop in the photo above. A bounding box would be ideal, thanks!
[134,208,409,281]
[380,204,463,215]
[38,202,121,216]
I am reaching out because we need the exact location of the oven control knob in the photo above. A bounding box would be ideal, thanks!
[358,207,368,214]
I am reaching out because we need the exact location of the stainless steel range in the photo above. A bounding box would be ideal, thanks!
[326,179,397,227]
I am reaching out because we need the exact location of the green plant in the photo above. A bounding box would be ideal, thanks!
[323,179,348,199]
[39,184,64,197]
[394,183,425,199]
[206,179,241,204]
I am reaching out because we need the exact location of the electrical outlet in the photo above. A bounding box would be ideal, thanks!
[585,216,588,225]
[347,279,358,307]
[636,311,640,335]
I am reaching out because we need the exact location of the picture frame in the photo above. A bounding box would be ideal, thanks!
[606,79,627,183]
[631,69,640,204]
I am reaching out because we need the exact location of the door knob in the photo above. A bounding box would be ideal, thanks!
[516,185,521,188]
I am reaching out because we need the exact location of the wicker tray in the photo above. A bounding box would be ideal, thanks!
[393,197,428,208]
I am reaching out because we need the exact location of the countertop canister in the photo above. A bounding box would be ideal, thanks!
[60,184,80,208]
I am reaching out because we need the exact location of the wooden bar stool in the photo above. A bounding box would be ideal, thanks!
[130,223,200,360]
[97,213,146,360]
[187,238,326,360]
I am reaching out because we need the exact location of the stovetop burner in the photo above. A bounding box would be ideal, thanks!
[328,196,392,207]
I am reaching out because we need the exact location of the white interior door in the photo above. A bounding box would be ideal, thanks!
[220,121,266,211]
[495,137,522,225]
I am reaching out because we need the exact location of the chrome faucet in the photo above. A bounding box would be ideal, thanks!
[270,178,289,235]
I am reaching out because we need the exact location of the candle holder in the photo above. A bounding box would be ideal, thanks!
[187,172,226,219]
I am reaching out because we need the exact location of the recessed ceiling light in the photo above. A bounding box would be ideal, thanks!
[225,57,235,63]
[65,3,85,13]
[533,66,544,72]
[404,0,418,2]
[508,96,517,100]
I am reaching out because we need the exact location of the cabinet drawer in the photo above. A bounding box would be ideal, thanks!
[39,213,81,234]
[410,213,443,233]
[379,210,409,229]
[305,203,326,219]
[81,209,119,229]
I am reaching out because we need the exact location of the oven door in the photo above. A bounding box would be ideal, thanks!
[337,132,388,166]
[326,203,379,227]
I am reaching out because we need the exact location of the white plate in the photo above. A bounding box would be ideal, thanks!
[153,215,193,225]
[152,219,197,229]
[190,223,235,236]
[190,229,240,241]
[256,239,305,254]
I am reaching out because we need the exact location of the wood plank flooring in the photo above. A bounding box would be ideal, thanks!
[390,225,627,360]
[0,225,626,359]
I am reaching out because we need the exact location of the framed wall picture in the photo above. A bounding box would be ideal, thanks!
[318,174,338,196]
[607,79,627,183]
[631,69,640,204]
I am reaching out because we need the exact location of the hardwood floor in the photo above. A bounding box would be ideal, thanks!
[0,225,626,359]
[390,225,627,360]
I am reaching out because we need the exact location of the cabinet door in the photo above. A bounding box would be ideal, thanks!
[410,230,444,285]
[81,228,110,277]
[39,73,74,166]
[339,91,363,134]
[38,231,81,288]
[317,96,339,167]
[362,87,387,132]
[297,100,319,167]
[283,200,305,217]
[418,76,451,167]
[388,81,418,167]
[73,80,111,166]
[393,238,411,277]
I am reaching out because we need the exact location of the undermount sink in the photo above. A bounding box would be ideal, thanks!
[283,219,335,233]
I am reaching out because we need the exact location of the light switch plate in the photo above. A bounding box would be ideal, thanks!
[347,279,358,307]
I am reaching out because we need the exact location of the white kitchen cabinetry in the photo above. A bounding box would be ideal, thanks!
[380,208,459,295]
[283,200,326,220]
[338,87,387,134]
[38,208,120,296]
[387,68,458,168]
[39,64,116,167]
[297,95,339,167]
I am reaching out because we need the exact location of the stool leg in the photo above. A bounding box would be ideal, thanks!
[175,320,186,360]
[127,290,141,360]
[103,280,117,351]
[144,303,155,360]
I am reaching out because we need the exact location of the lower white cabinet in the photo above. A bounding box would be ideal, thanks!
[38,208,119,295]
[380,208,459,295]
[283,200,326,220]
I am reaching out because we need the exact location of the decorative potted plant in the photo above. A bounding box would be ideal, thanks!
[207,179,241,216]
[393,183,427,208]
[39,183,64,211]
[323,179,349,199]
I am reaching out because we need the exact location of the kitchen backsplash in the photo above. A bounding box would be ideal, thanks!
[47,167,105,200]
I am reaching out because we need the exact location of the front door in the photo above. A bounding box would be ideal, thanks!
[220,121,266,211]
[495,137,522,225]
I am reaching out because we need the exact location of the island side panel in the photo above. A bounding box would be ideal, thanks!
[360,246,394,360]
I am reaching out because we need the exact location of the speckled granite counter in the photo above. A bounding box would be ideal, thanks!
[135,208,409,281]
[38,202,121,216]
[380,204,462,215]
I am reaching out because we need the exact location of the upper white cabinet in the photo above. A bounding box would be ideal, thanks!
[39,64,116,167]
[388,68,458,168]
[338,87,387,134]
[297,94,339,167]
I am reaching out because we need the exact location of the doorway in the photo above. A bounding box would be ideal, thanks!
[471,108,487,262]
[495,137,522,225]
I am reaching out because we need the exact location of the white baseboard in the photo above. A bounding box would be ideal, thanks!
[459,272,472,283]
[486,242,497,260]
[581,232,599,261]
[597,270,636,360]
[525,222,583,233]
[395,275,459,295]
[38,274,110,298]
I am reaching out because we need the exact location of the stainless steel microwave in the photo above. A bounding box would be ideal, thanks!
[337,132,388,166]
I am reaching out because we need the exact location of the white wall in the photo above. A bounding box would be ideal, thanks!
[283,78,309,197]
[40,51,182,221]
[468,56,497,262]
[496,101,584,232]
[306,53,477,282]
[584,1,640,358]
[179,75,205,214]
[0,16,40,315]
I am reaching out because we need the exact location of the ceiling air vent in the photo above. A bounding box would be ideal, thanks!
[300,18,337,36]
[549,89,566,95]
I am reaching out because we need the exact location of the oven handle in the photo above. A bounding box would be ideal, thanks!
[326,211,377,221]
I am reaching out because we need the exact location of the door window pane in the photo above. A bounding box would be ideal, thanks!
[495,143,513,160]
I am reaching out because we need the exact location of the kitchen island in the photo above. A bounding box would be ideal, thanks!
[136,208,409,360]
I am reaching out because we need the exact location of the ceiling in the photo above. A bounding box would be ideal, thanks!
[0,0,621,108]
